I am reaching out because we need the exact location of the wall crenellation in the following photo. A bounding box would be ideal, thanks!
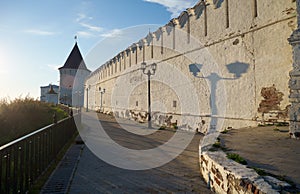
[88,0,296,82]
[85,0,296,126]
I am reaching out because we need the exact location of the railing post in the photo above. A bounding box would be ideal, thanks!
[30,138,34,186]
[5,149,11,194]
[35,136,38,181]
[12,145,18,194]
[0,152,2,193]
[18,143,24,194]
[24,141,29,192]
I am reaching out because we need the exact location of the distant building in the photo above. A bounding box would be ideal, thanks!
[40,84,59,104]
[58,42,91,106]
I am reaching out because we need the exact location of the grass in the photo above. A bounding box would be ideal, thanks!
[275,122,289,127]
[209,141,222,152]
[251,167,297,189]
[0,97,68,146]
[209,138,229,152]
[172,123,178,129]
[227,153,248,165]
[221,129,229,134]
[252,167,268,176]
[212,141,221,148]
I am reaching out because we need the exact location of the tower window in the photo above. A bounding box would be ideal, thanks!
[173,100,177,108]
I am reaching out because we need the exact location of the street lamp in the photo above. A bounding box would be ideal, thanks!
[75,91,82,108]
[99,87,106,113]
[86,85,90,112]
[63,94,67,105]
[68,85,72,106]
[141,62,157,128]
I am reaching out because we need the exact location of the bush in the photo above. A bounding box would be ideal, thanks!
[0,97,68,146]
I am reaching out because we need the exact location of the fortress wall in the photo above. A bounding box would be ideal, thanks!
[254,20,294,117]
[85,0,296,131]
[206,1,228,39]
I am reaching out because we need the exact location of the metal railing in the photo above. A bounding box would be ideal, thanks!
[0,114,80,194]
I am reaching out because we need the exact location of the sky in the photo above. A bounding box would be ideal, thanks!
[0,0,198,100]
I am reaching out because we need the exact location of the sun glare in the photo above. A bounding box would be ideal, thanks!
[0,46,10,74]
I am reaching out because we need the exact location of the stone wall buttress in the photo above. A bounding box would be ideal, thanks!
[289,0,300,138]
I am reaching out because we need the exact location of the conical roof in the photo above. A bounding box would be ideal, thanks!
[59,43,89,70]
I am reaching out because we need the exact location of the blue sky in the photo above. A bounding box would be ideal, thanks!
[0,0,198,100]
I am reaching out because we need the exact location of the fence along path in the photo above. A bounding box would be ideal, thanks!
[0,114,79,194]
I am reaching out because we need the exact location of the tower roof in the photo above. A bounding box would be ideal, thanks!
[47,85,57,94]
[59,43,90,70]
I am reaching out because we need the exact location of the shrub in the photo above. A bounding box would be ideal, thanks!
[0,97,68,146]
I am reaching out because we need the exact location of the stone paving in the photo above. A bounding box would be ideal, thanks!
[40,143,83,194]
[44,113,212,193]
[42,114,300,193]
[220,126,300,189]
[68,144,211,194]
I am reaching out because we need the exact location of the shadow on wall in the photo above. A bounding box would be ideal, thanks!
[226,62,249,78]
[214,0,225,9]
[194,0,225,19]
[189,61,249,133]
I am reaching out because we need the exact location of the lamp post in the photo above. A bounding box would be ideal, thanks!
[68,85,72,106]
[141,62,157,128]
[75,91,82,108]
[99,87,106,112]
[86,85,90,112]
[63,94,67,105]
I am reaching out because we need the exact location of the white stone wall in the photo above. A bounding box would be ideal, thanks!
[85,0,296,132]
[40,85,59,102]
[200,151,284,194]
[47,93,58,104]
[60,68,90,106]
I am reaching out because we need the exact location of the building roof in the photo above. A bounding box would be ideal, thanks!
[41,84,59,89]
[47,85,58,94]
[59,43,90,71]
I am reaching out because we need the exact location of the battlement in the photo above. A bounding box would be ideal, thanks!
[85,0,296,130]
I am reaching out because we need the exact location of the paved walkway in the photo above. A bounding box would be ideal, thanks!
[220,126,300,189]
[43,113,212,193]
[43,114,300,193]
[41,143,83,194]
